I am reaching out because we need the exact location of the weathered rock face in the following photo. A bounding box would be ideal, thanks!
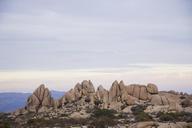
[109,80,123,102]
[126,84,151,100]
[27,84,54,112]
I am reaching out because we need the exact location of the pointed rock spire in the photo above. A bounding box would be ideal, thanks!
[27,84,54,112]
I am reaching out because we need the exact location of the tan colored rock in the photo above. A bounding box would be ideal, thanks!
[160,92,182,112]
[60,80,96,107]
[109,102,123,111]
[70,111,90,119]
[127,84,149,100]
[126,85,135,96]
[158,122,189,128]
[53,100,60,109]
[96,85,109,103]
[64,89,76,103]
[26,84,54,112]
[122,94,138,105]
[139,86,148,100]
[38,106,49,113]
[122,106,132,113]
[132,85,140,98]
[151,94,163,105]
[109,80,120,102]
[74,82,82,100]
[129,121,158,128]
[14,108,28,116]
[81,80,95,94]
[161,95,169,105]
[146,83,158,94]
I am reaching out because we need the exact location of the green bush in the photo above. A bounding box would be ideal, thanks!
[91,116,117,128]
[0,121,11,128]
[131,105,146,115]
[94,99,103,106]
[135,112,153,122]
[157,112,192,122]
[131,105,153,122]
[92,108,116,118]
[181,99,191,108]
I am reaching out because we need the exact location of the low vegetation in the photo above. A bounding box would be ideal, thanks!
[131,105,153,122]
[181,99,192,108]
[90,108,118,127]
[157,112,192,122]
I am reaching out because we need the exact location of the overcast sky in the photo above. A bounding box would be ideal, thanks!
[0,0,192,93]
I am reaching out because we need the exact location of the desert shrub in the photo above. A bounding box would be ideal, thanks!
[131,105,146,115]
[60,113,68,117]
[186,124,192,128]
[85,96,91,103]
[134,112,153,122]
[94,99,103,106]
[181,99,191,108]
[91,116,117,128]
[180,95,186,99]
[158,113,175,122]
[0,121,11,128]
[131,105,152,122]
[157,112,192,122]
[92,108,116,118]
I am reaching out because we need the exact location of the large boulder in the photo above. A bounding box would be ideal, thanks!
[146,83,158,94]
[151,94,163,105]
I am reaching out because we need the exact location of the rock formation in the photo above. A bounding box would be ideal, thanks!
[59,80,96,106]
[14,80,190,115]
[26,84,54,112]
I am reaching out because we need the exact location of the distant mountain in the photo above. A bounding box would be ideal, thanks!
[0,90,64,112]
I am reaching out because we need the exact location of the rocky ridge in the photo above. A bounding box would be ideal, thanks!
[7,80,192,128]
[14,80,191,115]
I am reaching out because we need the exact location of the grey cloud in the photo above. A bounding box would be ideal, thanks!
[0,0,191,70]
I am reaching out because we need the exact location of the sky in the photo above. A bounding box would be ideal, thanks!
[0,0,192,93]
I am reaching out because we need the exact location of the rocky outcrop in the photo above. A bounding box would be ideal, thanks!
[126,83,157,101]
[14,80,189,115]
[59,80,96,106]
[58,80,163,110]
[26,84,54,112]
[109,80,124,102]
